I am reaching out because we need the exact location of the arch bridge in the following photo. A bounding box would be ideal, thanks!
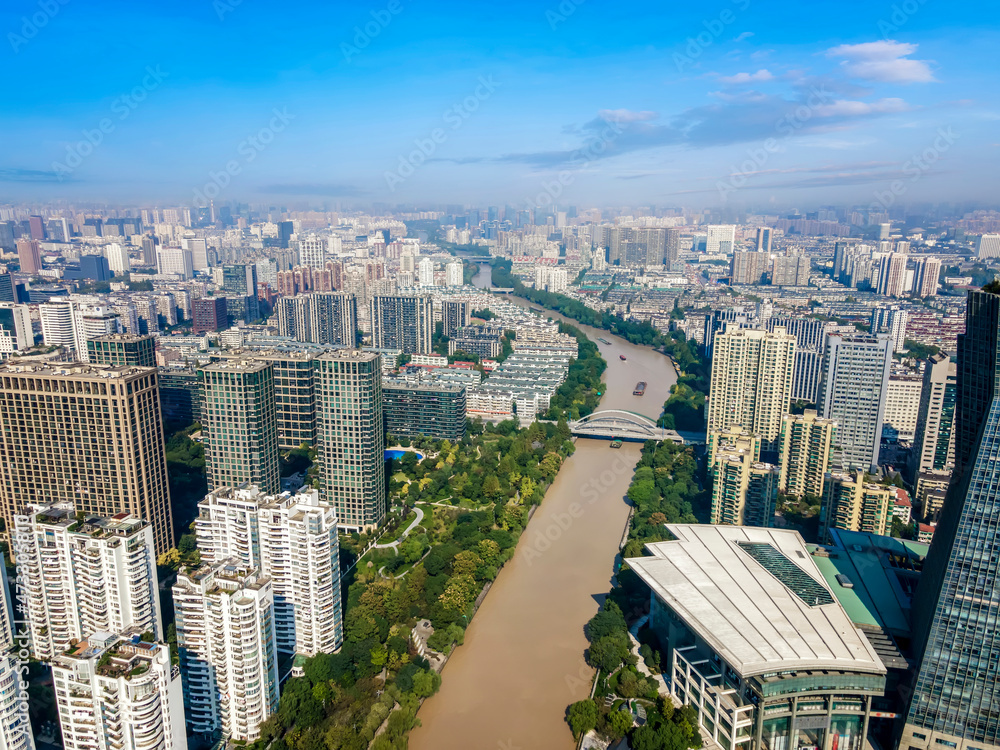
[568,410,683,443]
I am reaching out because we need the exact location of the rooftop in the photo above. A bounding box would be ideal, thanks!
[628,524,886,678]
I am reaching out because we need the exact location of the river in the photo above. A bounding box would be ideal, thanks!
[409,263,677,749]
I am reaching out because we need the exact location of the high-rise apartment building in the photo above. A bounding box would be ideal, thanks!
[706,326,796,451]
[706,425,760,467]
[777,410,837,499]
[200,359,279,494]
[195,486,343,655]
[445,260,464,286]
[297,236,326,268]
[870,306,908,352]
[820,471,894,540]
[0,362,173,554]
[173,562,278,744]
[876,252,908,297]
[665,228,682,266]
[316,350,385,531]
[974,233,1000,259]
[730,251,768,285]
[370,295,433,354]
[104,243,130,275]
[311,291,357,346]
[86,333,156,368]
[140,235,157,266]
[15,239,41,275]
[911,354,957,475]
[16,505,162,661]
[442,300,471,338]
[417,257,435,287]
[220,264,260,322]
[0,303,32,356]
[52,634,187,750]
[883,372,923,441]
[912,256,941,298]
[770,254,810,286]
[708,429,777,527]
[818,334,892,472]
[902,288,1000,750]
[755,226,772,253]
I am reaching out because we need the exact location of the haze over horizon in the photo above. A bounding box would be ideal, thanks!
[2,0,998,210]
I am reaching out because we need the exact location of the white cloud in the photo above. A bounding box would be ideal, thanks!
[813,97,910,117]
[718,68,774,85]
[733,31,754,42]
[826,40,935,83]
[597,109,658,123]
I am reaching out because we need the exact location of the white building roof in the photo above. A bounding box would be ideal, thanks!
[628,524,885,678]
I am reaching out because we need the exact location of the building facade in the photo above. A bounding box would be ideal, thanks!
[316,350,386,531]
[0,362,173,554]
[911,354,957,475]
[200,359,279,494]
[52,635,186,750]
[706,326,796,451]
[777,409,837,499]
[382,381,467,441]
[629,525,886,750]
[16,505,162,661]
[195,486,343,656]
[820,471,894,541]
[86,333,156,368]
[173,563,278,744]
[369,295,433,354]
[818,334,893,472]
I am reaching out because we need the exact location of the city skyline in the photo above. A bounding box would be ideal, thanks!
[1,0,998,207]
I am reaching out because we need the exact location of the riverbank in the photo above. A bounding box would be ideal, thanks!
[411,262,678,750]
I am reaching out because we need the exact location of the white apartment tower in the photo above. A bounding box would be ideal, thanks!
[912,257,941,298]
[298,236,327,268]
[445,260,463,287]
[195,486,343,655]
[52,634,187,750]
[417,257,435,287]
[16,505,162,661]
[705,225,736,254]
[173,562,279,744]
[819,334,893,472]
[706,326,796,451]
[104,243,130,275]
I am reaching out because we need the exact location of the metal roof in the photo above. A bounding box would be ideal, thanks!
[627,524,886,678]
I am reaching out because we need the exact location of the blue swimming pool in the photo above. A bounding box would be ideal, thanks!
[385,449,424,461]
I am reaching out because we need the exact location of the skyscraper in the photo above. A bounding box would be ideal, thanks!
[708,429,778,527]
[15,238,41,275]
[156,247,193,279]
[442,300,471,338]
[705,225,736,254]
[818,334,892,471]
[221,263,260,322]
[104,242,130,275]
[777,409,837,499]
[876,252,908,297]
[665,227,681,266]
[370,294,433,354]
[16,504,163,660]
[755,226,773,253]
[173,562,278,743]
[196,485,343,655]
[902,287,1000,750]
[706,326,796,451]
[192,297,227,333]
[445,260,464,286]
[912,256,942,298]
[200,359,279,494]
[316,350,385,531]
[729,251,769,285]
[311,291,357,345]
[870,306,908,352]
[911,354,957,475]
[0,361,174,554]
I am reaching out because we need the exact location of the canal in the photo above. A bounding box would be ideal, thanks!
[409,262,677,749]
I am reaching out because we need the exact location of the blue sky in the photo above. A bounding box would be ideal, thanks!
[1,0,998,210]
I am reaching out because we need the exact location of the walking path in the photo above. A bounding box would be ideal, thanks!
[374,506,425,551]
